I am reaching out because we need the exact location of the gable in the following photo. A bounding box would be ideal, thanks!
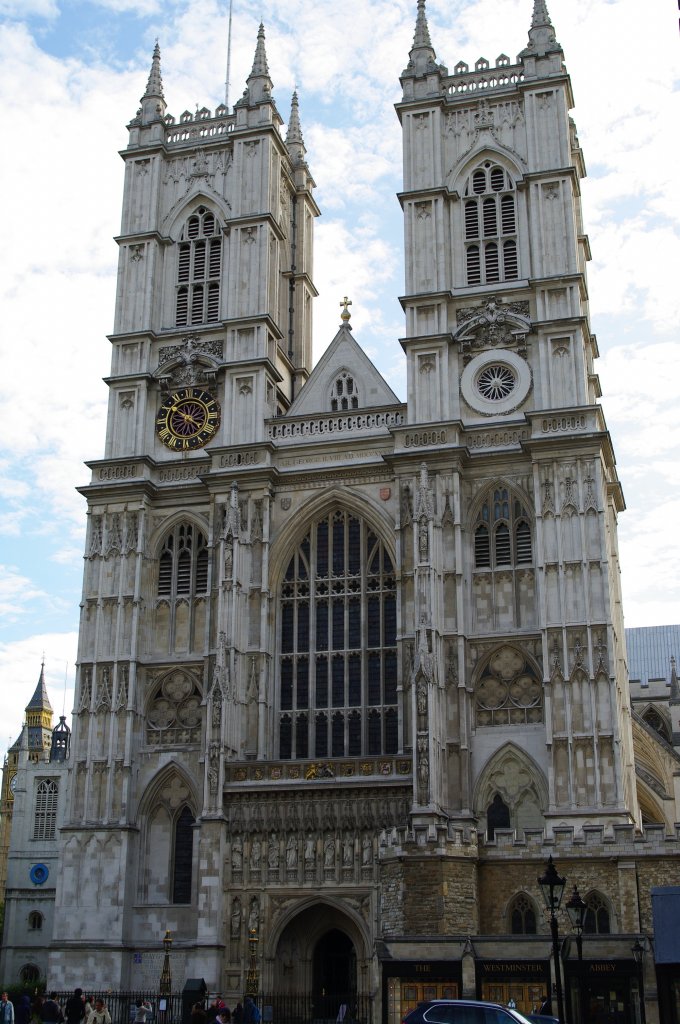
[287,325,401,417]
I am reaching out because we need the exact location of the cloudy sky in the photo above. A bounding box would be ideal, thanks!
[0,0,679,753]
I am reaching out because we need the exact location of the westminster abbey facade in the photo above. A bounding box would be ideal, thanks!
[3,4,679,1023]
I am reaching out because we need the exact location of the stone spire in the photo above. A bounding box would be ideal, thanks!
[523,0,561,57]
[140,40,167,124]
[402,0,447,83]
[243,23,274,106]
[25,660,53,763]
[285,91,306,165]
[26,660,52,716]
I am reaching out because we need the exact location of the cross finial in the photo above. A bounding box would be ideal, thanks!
[340,296,352,323]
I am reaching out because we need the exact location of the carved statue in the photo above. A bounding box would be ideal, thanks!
[248,896,259,933]
[231,896,241,938]
[250,837,261,869]
[362,835,372,866]
[304,834,316,867]
[324,835,335,868]
[268,835,279,869]
[286,835,298,869]
[231,837,243,873]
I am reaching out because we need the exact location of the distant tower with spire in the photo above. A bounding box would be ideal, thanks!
[25,660,54,762]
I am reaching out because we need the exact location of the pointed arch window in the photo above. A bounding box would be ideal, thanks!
[172,805,195,904]
[487,792,510,839]
[584,893,611,934]
[175,206,222,327]
[330,371,360,412]
[474,489,532,569]
[158,523,209,597]
[509,893,537,934]
[33,779,58,841]
[278,510,398,758]
[463,162,519,285]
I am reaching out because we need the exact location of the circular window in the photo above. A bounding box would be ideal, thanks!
[476,364,516,401]
[460,349,531,416]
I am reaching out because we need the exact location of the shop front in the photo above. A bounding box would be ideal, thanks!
[564,958,643,1024]
[383,960,462,1024]
[475,959,550,1017]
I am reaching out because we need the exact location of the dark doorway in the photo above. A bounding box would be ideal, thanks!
[313,928,356,1019]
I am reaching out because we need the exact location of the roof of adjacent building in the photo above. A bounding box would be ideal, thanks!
[626,625,680,686]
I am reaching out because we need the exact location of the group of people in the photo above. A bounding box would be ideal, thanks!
[192,996,260,1024]
[0,991,113,1024]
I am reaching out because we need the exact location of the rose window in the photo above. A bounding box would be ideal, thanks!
[477,363,516,401]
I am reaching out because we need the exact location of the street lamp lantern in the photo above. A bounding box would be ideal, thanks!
[537,857,567,1024]
[566,885,587,961]
[160,929,173,998]
[538,855,567,913]
[631,939,644,965]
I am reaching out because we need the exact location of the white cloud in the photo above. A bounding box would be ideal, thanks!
[0,565,48,619]
[0,0,57,16]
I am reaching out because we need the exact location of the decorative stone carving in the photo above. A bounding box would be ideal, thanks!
[455,297,531,365]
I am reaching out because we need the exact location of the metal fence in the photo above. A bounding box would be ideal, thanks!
[50,992,184,1024]
[260,993,374,1024]
[42,993,374,1024]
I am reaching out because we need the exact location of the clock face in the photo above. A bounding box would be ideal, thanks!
[156,387,220,451]
[9,773,17,794]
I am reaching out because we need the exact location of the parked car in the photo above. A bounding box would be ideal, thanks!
[402,999,536,1024]
[525,1017,560,1024]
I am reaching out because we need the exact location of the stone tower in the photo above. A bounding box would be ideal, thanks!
[48,3,644,1018]
[396,0,637,835]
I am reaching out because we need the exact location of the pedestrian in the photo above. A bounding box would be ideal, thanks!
[1,993,15,1024]
[15,997,31,1024]
[232,1004,243,1024]
[190,1004,207,1024]
[64,992,84,1024]
[86,1001,110,1024]
[41,995,63,1024]
[242,999,260,1024]
[132,1002,152,1024]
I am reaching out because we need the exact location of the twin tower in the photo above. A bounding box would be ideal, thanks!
[46,0,638,1009]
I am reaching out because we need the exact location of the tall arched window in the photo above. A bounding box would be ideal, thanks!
[28,911,44,931]
[584,892,611,934]
[172,805,195,904]
[158,523,209,597]
[175,206,222,327]
[279,511,398,758]
[474,488,532,570]
[33,779,58,841]
[509,893,537,934]
[464,162,518,285]
[486,792,510,838]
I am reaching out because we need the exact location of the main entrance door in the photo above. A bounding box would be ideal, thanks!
[313,929,357,1019]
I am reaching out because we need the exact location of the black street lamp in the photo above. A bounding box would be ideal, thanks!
[538,856,567,1024]
[631,940,646,1024]
[566,886,587,1023]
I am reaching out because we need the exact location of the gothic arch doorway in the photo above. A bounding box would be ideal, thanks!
[270,901,366,1018]
[313,929,357,1017]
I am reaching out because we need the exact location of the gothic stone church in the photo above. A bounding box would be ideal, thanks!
[20,2,680,1022]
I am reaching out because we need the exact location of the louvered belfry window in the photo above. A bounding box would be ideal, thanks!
[33,779,58,841]
[464,162,518,285]
[158,523,209,597]
[278,511,398,759]
[175,206,221,327]
[474,488,532,569]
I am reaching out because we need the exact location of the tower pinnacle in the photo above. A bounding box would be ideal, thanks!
[524,0,561,57]
[140,41,167,124]
[285,91,306,164]
[402,0,447,84]
[242,22,274,106]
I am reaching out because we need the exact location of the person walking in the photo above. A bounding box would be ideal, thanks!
[86,1001,110,1024]
[1,993,15,1024]
[64,992,84,1024]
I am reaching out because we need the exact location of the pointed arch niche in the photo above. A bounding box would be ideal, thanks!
[137,764,197,905]
[475,743,547,839]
